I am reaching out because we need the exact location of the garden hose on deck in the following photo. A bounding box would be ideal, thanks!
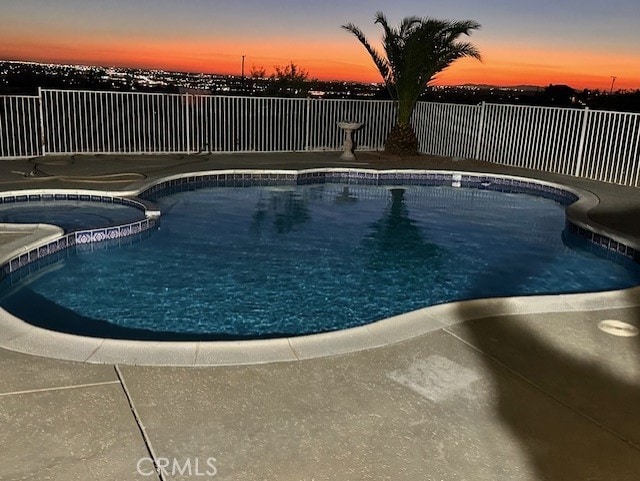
[7,163,147,184]
[5,153,217,185]
[7,169,147,184]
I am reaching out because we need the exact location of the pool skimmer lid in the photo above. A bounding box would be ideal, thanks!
[597,320,639,337]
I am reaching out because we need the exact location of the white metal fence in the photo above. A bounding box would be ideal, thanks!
[412,101,481,159]
[410,101,640,188]
[1,88,639,187]
[39,90,396,154]
[0,95,41,158]
[41,90,190,154]
[579,109,640,186]
[188,96,395,153]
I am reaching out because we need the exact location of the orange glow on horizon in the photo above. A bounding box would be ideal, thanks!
[431,46,640,91]
[1,33,639,91]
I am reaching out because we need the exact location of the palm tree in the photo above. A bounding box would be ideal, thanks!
[342,12,481,155]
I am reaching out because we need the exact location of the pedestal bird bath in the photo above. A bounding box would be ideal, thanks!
[337,121,363,160]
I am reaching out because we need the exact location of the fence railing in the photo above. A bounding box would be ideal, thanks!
[0,88,639,187]
[38,89,396,155]
[41,90,190,154]
[0,95,41,158]
[412,101,481,159]
[411,101,640,188]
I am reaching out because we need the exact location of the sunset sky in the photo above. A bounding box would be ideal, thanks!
[1,0,639,90]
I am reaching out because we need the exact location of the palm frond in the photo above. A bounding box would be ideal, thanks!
[341,23,392,86]
[343,12,481,125]
[374,11,403,89]
[399,16,422,37]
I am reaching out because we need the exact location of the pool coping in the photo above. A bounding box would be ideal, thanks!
[0,168,638,366]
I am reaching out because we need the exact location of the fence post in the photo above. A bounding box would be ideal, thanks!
[37,87,46,156]
[184,93,191,154]
[304,97,311,151]
[473,101,486,160]
[574,107,590,178]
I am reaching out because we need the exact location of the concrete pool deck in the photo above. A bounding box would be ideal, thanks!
[1,151,639,479]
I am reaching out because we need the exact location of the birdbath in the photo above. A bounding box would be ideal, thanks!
[337,121,363,160]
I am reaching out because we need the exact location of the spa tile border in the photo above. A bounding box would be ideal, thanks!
[0,191,147,211]
[0,189,158,282]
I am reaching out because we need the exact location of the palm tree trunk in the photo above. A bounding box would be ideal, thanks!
[384,123,418,155]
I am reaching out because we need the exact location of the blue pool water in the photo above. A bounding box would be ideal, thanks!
[2,184,640,339]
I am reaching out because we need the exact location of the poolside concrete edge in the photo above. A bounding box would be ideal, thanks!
[1,286,638,366]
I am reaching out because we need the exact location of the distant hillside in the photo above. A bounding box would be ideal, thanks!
[459,83,542,91]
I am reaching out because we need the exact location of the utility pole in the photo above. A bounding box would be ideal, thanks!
[241,55,246,93]
[610,76,617,94]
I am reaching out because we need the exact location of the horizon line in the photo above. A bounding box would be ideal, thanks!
[1,58,636,93]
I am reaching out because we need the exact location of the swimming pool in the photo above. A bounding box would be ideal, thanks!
[1,175,639,341]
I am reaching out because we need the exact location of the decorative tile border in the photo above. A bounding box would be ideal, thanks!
[565,221,640,263]
[0,191,148,212]
[1,217,158,281]
[1,228,155,288]
[140,169,580,206]
[74,218,153,245]
[141,172,299,200]
[0,190,158,281]
[139,168,635,263]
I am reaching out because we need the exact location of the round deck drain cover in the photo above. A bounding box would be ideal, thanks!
[597,320,639,337]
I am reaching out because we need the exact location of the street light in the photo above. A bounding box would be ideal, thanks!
[610,76,617,94]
